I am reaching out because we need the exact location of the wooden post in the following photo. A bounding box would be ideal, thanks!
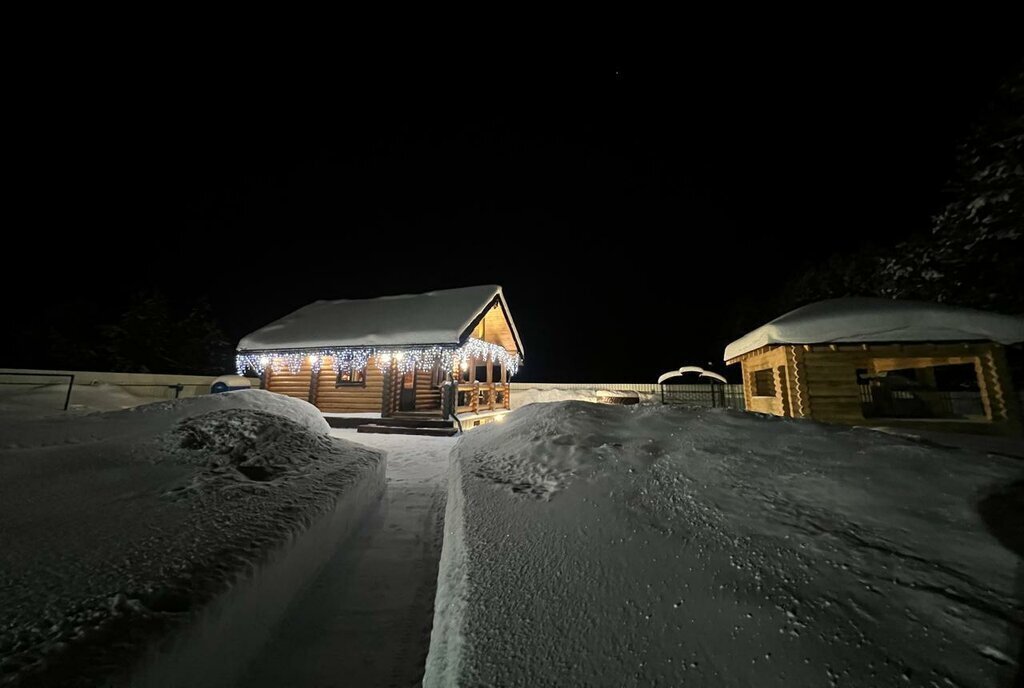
[973,355,994,421]
[773,365,789,417]
[986,345,1024,435]
[785,345,810,418]
[381,359,400,417]
[471,382,479,413]
[308,360,320,407]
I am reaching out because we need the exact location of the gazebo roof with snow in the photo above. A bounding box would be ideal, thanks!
[724,298,1024,362]
[238,284,524,355]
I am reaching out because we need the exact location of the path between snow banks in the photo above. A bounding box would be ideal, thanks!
[237,430,453,688]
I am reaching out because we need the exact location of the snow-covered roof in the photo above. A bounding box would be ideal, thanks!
[724,298,1024,361]
[238,285,524,354]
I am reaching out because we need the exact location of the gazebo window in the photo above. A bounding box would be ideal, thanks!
[752,368,776,397]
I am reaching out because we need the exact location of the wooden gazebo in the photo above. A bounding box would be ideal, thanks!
[724,299,1023,436]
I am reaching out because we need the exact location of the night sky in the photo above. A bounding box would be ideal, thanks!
[7,39,1022,382]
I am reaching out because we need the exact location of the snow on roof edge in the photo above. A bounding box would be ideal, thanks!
[724,298,1024,361]
[237,285,525,356]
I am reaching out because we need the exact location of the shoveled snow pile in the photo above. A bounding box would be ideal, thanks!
[426,401,1022,687]
[0,390,383,687]
[724,297,1024,360]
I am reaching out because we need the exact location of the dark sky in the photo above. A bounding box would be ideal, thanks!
[7,39,1022,382]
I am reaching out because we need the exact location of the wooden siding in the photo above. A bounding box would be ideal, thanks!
[313,356,385,414]
[471,303,519,353]
[738,346,788,415]
[265,361,314,402]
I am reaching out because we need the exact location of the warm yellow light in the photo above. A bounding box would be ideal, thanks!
[495,414,506,423]
[308,355,319,366]
[460,360,469,371]
[395,352,405,361]
[259,356,270,367]
[380,354,391,364]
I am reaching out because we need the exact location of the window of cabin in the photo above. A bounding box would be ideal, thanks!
[336,364,366,387]
[752,368,775,397]
[474,365,489,382]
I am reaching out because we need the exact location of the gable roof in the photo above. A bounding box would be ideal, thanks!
[725,298,1024,361]
[238,285,524,355]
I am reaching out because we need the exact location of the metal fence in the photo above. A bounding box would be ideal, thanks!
[0,369,234,412]
[659,384,746,410]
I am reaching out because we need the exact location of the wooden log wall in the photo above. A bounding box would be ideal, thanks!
[737,347,788,416]
[264,361,314,402]
[314,356,385,414]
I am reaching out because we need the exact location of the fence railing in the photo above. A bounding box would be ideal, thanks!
[0,368,245,412]
[457,382,511,413]
[859,386,987,419]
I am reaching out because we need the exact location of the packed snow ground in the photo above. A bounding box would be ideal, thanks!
[426,401,1023,687]
[237,429,452,687]
[0,390,383,687]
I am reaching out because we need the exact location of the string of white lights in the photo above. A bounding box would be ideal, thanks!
[236,338,521,378]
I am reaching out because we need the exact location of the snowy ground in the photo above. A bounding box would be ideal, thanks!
[236,429,453,687]
[426,401,1023,687]
[0,390,384,687]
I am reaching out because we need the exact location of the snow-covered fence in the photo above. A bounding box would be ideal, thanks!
[0,368,262,412]
[509,383,746,410]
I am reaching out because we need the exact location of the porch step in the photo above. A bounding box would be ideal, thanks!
[373,417,453,429]
[357,424,459,437]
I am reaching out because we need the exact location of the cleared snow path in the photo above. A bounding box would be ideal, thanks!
[237,430,453,688]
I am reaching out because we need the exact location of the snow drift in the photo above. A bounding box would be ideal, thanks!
[426,401,1022,687]
[0,390,384,687]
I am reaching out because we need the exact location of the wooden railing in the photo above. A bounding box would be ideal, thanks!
[457,382,511,413]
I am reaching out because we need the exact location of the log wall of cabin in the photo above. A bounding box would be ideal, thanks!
[738,347,789,416]
[264,361,314,402]
[314,356,385,414]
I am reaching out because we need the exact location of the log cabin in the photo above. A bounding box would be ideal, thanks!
[236,285,524,431]
[724,298,1024,436]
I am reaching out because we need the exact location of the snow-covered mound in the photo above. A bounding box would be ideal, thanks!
[426,401,1022,687]
[0,391,383,686]
[725,297,1024,360]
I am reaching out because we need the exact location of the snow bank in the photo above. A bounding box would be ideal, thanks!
[725,297,1024,360]
[0,390,383,686]
[426,401,1022,687]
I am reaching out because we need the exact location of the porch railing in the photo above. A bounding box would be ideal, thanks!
[456,382,511,413]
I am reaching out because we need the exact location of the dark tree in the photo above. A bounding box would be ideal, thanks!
[782,67,1024,314]
[102,292,232,375]
[876,67,1023,311]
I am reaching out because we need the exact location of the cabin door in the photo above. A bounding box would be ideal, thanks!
[399,366,416,411]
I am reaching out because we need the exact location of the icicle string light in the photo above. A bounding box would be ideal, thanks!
[236,338,521,378]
